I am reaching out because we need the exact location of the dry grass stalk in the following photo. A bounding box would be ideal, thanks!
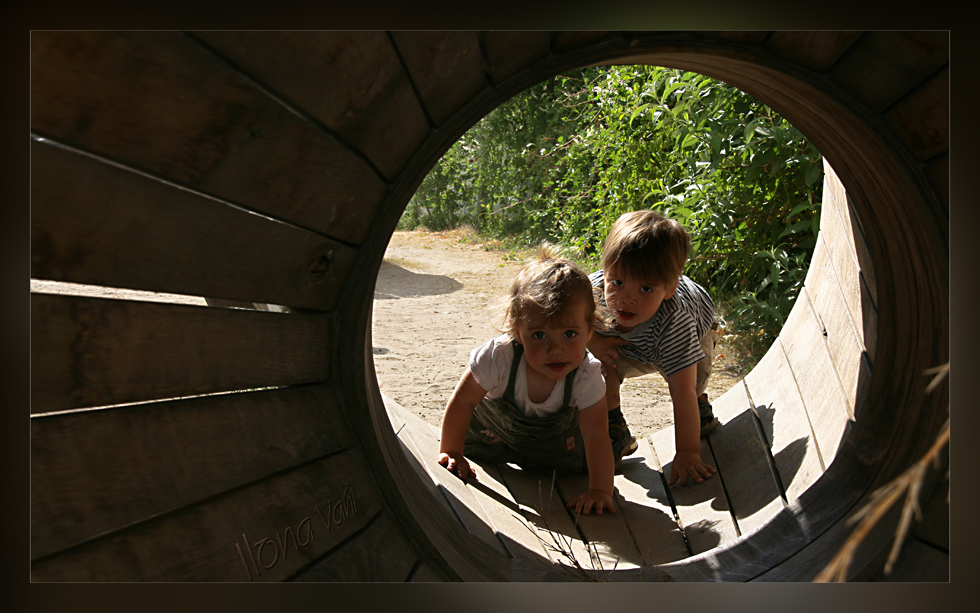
[813,363,949,582]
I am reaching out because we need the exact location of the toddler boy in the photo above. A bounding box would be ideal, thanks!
[588,210,719,486]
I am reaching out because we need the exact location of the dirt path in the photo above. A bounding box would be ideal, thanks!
[372,230,742,438]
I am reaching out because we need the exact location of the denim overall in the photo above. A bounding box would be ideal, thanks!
[463,342,586,472]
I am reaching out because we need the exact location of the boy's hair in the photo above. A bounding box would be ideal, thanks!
[496,243,604,336]
[601,210,691,285]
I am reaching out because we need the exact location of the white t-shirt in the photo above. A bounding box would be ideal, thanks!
[468,335,606,418]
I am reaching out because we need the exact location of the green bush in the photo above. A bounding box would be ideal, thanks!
[401,65,823,348]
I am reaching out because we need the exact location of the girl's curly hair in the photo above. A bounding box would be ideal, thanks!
[493,243,611,336]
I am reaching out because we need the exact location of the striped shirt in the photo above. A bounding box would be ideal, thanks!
[590,271,715,378]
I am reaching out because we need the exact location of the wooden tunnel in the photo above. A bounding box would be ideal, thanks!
[30,31,948,581]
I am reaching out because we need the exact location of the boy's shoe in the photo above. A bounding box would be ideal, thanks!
[699,394,719,438]
[610,414,639,471]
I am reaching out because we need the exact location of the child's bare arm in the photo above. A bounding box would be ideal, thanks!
[438,368,487,480]
[566,398,616,515]
[665,365,717,486]
[587,334,630,372]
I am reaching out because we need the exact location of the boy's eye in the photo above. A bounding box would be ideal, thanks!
[609,279,623,287]
[532,331,546,340]
[640,286,653,293]
[563,330,577,338]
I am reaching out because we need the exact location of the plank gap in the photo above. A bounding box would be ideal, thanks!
[30,133,362,250]
[286,507,385,581]
[704,437,742,538]
[181,31,392,186]
[750,408,789,505]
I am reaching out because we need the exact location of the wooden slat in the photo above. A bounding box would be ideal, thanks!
[706,410,785,536]
[388,31,489,126]
[875,538,948,582]
[884,65,949,162]
[31,140,353,309]
[777,290,852,465]
[31,294,330,413]
[467,461,556,565]
[764,31,861,73]
[493,464,595,570]
[911,478,949,551]
[613,437,691,564]
[554,31,621,52]
[292,511,420,581]
[31,384,348,560]
[555,471,644,570]
[31,450,385,581]
[803,240,866,418]
[820,162,878,360]
[30,31,386,244]
[744,342,826,503]
[827,31,949,112]
[394,413,508,557]
[482,31,552,84]
[650,426,739,555]
[192,31,429,181]
[410,561,450,582]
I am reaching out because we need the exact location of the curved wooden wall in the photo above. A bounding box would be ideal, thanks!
[30,31,948,581]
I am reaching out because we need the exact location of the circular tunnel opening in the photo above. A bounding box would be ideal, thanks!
[353,35,947,581]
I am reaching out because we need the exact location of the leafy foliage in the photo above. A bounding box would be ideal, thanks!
[401,65,823,346]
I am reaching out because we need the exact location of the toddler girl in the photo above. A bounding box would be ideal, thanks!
[437,244,616,515]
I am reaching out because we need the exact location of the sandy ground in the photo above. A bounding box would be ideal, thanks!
[372,230,742,439]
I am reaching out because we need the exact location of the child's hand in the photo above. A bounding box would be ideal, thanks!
[566,489,616,515]
[437,452,476,481]
[667,449,717,486]
[589,335,630,372]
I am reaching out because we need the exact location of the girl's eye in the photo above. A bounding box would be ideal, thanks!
[563,330,577,338]
[609,279,623,287]
[532,331,546,340]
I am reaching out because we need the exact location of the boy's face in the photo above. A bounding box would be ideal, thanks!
[602,267,678,333]
[513,300,594,382]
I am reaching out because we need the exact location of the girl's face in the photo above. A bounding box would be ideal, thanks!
[513,299,594,382]
[603,267,678,332]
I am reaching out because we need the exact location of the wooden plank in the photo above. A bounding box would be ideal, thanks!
[31,450,386,581]
[820,162,878,362]
[493,463,595,571]
[31,293,330,413]
[705,410,785,536]
[804,240,865,418]
[884,65,949,162]
[764,31,861,73]
[394,413,509,557]
[30,31,386,244]
[31,384,349,560]
[31,139,354,309]
[827,31,949,112]
[649,427,739,555]
[911,477,949,551]
[554,31,620,52]
[744,341,826,503]
[388,31,490,126]
[410,561,450,582]
[482,31,552,84]
[874,538,948,582]
[694,31,770,46]
[292,511,420,581]
[192,31,429,181]
[612,437,691,565]
[777,290,853,466]
[467,461,556,566]
[555,471,644,570]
